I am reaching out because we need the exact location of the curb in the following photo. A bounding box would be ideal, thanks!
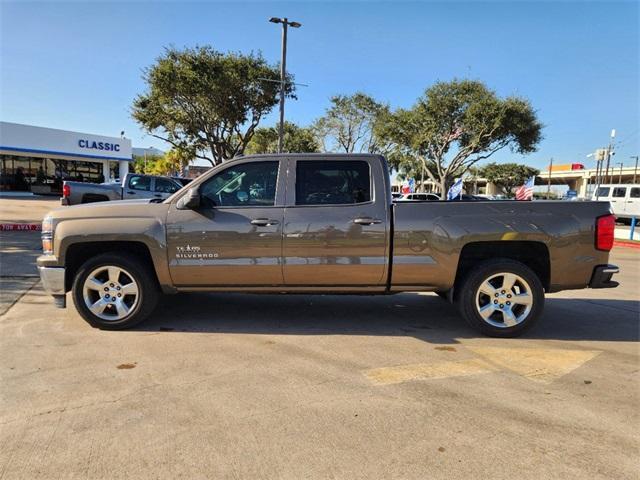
[0,223,41,231]
[613,240,640,250]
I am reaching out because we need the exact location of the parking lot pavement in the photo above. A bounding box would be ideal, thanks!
[0,196,60,224]
[0,231,41,315]
[0,250,638,479]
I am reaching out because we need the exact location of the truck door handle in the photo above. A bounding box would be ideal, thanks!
[154,194,162,198]
[250,218,279,227]
[127,191,136,195]
[353,217,382,225]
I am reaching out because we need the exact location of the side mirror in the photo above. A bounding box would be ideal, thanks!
[176,187,200,210]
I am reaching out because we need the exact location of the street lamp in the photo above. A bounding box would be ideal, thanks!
[632,156,639,184]
[269,17,302,153]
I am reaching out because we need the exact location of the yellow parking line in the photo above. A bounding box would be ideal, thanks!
[467,347,602,384]
[364,358,498,385]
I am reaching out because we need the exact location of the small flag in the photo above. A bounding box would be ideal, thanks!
[447,178,463,200]
[515,176,535,201]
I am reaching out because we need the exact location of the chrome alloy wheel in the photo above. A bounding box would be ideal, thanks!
[475,272,534,328]
[82,266,139,321]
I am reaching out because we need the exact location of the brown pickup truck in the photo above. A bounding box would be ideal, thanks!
[37,154,619,337]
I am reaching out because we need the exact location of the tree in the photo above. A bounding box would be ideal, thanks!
[131,154,163,174]
[131,147,194,176]
[245,122,319,154]
[132,46,295,167]
[313,93,389,153]
[479,162,539,197]
[377,79,543,198]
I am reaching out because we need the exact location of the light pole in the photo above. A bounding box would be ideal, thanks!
[616,162,624,184]
[632,156,639,184]
[269,17,301,153]
[604,129,616,184]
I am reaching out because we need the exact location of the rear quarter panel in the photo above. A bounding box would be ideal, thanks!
[392,201,612,291]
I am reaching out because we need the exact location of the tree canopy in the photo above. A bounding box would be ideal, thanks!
[132,147,194,176]
[313,93,389,153]
[245,122,319,154]
[132,46,294,166]
[478,162,539,197]
[377,79,543,197]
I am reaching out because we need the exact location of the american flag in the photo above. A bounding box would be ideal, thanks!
[515,176,535,201]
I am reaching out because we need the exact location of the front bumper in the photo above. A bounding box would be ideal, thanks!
[589,264,619,289]
[38,266,67,307]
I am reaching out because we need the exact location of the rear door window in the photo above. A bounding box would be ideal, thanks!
[295,160,371,205]
[596,187,610,197]
[612,187,627,198]
[155,177,181,194]
[630,188,640,198]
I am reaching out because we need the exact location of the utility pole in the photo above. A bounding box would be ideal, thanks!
[604,129,616,184]
[616,162,624,184]
[546,158,553,200]
[269,17,302,153]
[632,156,639,184]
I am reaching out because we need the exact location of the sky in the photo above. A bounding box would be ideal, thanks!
[1,0,638,171]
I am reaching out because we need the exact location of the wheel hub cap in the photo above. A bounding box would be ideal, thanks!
[82,266,139,321]
[475,272,533,328]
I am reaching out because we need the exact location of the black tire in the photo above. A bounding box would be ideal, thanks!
[72,253,159,330]
[455,259,544,338]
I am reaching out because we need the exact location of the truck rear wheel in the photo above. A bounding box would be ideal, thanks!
[72,253,159,330]
[456,259,544,337]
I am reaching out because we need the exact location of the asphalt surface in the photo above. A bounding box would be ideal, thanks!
[0,231,638,479]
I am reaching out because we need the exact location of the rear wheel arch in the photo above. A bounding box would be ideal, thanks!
[454,241,550,296]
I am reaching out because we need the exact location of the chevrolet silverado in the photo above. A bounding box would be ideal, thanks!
[38,154,619,337]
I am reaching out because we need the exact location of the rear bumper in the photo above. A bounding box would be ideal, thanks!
[589,264,619,289]
[60,197,69,206]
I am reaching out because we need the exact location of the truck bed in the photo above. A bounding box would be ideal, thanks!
[391,200,612,292]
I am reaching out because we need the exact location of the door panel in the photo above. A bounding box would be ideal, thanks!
[166,159,285,286]
[124,175,155,199]
[166,206,284,286]
[282,158,389,286]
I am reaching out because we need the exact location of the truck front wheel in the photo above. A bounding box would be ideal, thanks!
[72,253,159,330]
[456,259,544,337]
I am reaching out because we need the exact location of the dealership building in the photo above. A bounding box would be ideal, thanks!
[0,122,132,194]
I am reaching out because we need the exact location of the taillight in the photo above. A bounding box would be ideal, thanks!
[596,214,615,251]
[62,184,70,197]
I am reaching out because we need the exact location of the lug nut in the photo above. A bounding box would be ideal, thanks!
[493,300,498,304]
[507,294,512,298]
[501,290,506,294]
[499,304,504,308]
[110,283,114,287]
[104,287,109,291]
[495,293,499,297]
[117,286,121,291]
[117,293,122,297]
[506,301,511,306]
[105,295,110,299]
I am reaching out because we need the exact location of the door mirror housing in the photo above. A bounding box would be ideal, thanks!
[176,187,200,210]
